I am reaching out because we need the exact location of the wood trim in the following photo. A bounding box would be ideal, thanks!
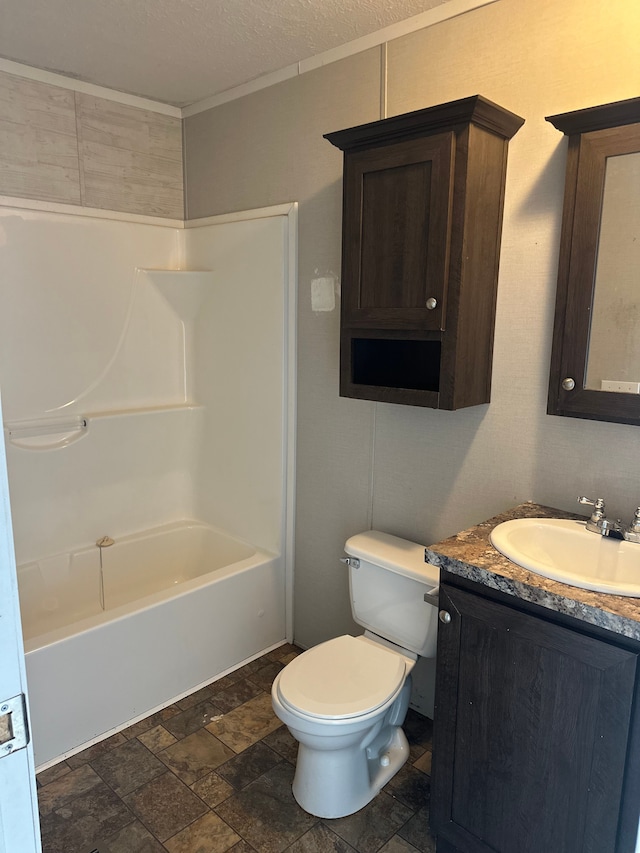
[325,95,524,153]
[547,134,581,416]
[431,585,461,838]
[440,126,510,409]
[547,97,640,136]
[548,121,640,424]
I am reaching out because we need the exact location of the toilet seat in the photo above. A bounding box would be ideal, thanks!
[276,635,407,720]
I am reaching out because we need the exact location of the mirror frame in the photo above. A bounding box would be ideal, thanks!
[547,97,640,425]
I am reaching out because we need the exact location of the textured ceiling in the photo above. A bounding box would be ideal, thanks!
[0,0,451,107]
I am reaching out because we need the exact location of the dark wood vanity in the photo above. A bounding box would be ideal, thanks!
[325,96,523,409]
[427,504,640,853]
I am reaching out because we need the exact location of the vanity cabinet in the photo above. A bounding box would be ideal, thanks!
[431,579,640,853]
[325,96,524,409]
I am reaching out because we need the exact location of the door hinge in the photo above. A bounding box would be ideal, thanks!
[0,694,30,756]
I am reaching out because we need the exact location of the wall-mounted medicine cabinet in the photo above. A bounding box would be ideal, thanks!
[325,95,524,409]
[547,97,640,425]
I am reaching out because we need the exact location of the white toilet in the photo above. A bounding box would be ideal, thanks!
[271,530,439,818]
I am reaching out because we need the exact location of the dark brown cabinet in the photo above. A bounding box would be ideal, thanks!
[325,96,524,409]
[431,580,640,853]
[546,97,640,425]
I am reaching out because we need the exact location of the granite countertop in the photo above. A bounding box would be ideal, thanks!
[425,502,640,641]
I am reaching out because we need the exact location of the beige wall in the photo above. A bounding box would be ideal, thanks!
[186,50,383,642]
[184,0,640,650]
[0,72,183,218]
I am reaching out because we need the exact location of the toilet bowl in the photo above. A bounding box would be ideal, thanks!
[271,531,439,818]
[272,634,415,817]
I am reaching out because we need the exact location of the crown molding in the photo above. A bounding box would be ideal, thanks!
[182,0,499,118]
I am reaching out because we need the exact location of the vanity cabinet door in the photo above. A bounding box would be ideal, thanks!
[431,584,638,853]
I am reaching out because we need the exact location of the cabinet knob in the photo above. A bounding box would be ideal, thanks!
[439,610,452,624]
[562,377,575,391]
[426,297,438,310]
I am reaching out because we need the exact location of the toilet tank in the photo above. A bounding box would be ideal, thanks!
[345,530,440,658]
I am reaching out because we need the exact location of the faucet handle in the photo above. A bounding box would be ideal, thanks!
[578,496,605,514]
[578,496,608,533]
[623,507,640,543]
[629,507,640,533]
[576,496,604,509]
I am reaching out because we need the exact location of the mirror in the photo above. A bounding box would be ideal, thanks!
[586,151,640,391]
[547,97,640,425]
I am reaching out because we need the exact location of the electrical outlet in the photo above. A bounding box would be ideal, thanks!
[601,380,640,394]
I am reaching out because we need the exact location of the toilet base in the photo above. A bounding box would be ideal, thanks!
[291,724,410,819]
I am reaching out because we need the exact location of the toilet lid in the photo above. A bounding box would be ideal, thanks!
[277,635,406,719]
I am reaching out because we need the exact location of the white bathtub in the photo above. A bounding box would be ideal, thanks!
[20,520,286,767]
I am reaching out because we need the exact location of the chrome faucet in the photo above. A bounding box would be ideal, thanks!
[577,496,623,537]
[577,496,640,542]
[624,507,640,543]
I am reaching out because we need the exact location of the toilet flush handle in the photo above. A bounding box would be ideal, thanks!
[340,557,360,569]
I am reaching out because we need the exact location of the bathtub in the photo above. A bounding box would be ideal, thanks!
[20,520,285,767]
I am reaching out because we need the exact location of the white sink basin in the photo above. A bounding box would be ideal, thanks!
[490,518,640,597]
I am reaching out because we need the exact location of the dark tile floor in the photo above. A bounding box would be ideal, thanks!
[37,644,436,853]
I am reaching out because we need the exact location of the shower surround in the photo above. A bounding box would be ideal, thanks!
[0,203,295,766]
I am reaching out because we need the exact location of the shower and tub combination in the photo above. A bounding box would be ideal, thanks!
[0,202,296,767]
[21,520,283,768]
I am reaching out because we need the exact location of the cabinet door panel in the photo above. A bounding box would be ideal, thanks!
[342,132,454,330]
[432,584,638,853]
